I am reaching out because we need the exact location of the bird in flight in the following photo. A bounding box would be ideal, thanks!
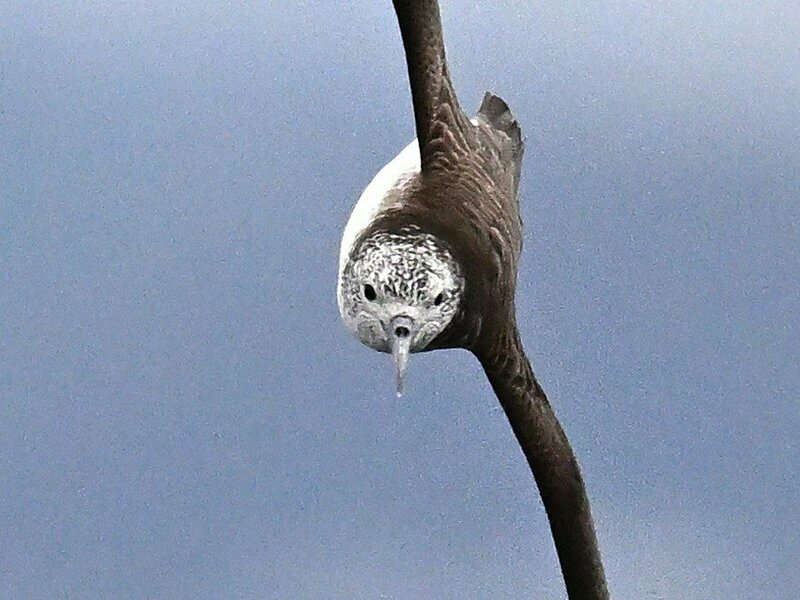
[337,2,609,597]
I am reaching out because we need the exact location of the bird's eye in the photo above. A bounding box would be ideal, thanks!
[364,284,377,301]
[434,292,444,306]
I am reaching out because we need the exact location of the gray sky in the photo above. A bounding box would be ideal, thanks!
[2,2,798,598]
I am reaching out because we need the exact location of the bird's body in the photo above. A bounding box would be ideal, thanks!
[338,102,524,358]
[337,139,419,279]
[337,1,608,597]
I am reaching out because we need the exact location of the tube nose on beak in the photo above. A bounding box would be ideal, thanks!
[387,315,416,396]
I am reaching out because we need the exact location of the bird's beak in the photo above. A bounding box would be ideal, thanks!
[388,315,415,396]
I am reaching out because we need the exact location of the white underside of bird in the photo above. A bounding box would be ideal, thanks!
[338,141,420,274]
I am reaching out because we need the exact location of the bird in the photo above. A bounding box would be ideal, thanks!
[336,1,609,598]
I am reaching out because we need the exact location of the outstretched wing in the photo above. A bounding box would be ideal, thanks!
[476,329,610,600]
[392,0,472,172]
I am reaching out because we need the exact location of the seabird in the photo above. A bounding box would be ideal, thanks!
[337,1,609,597]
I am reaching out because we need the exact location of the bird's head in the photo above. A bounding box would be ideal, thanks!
[338,228,465,394]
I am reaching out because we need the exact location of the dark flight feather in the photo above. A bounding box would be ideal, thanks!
[386,2,610,598]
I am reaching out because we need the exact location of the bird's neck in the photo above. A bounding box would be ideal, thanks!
[392,0,471,171]
[476,326,610,599]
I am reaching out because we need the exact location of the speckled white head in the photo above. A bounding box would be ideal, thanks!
[338,229,465,394]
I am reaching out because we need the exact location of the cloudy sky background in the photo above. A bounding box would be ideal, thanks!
[2,2,798,598]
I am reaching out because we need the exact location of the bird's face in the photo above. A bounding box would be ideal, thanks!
[338,229,464,394]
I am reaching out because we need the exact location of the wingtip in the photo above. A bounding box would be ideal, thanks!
[478,91,523,157]
[478,92,521,141]
[479,91,511,116]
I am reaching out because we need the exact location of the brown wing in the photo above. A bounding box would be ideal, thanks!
[392,0,473,172]
[476,327,610,599]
